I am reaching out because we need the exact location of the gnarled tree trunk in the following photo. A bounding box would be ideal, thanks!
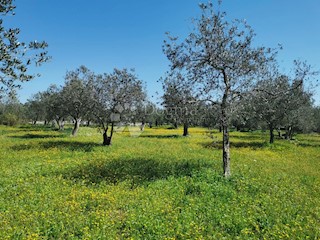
[102,123,114,146]
[103,131,112,145]
[56,118,64,131]
[72,118,81,136]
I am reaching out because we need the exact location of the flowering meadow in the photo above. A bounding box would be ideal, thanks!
[0,125,319,239]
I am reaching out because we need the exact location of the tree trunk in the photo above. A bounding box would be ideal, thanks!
[110,122,114,138]
[33,120,37,125]
[277,128,281,138]
[286,126,293,140]
[72,118,81,136]
[56,119,64,130]
[269,125,274,144]
[183,123,189,136]
[60,119,65,131]
[222,117,231,178]
[221,72,231,178]
[86,120,91,127]
[103,131,112,145]
[102,123,114,146]
[140,122,145,131]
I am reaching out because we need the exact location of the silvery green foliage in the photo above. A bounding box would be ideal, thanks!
[94,68,146,126]
[163,2,275,105]
[0,93,24,125]
[61,66,96,135]
[130,100,159,126]
[251,61,316,142]
[252,74,291,143]
[161,70,199,134]
[0,0,50,97]
[25,92,47,124]
[0,0,14,14]
[41,85,66,129]
[314,107,320,133]
[94,68,146,143]
[283,62,315,136]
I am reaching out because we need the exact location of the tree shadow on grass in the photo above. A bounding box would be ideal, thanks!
[63,158,210,187]
[140,134,181,139]
[11,140,101,152]
[296,142,320,148]
[18,125,54,132]
[9,133,65,139]
[230,135,265,141]
[0,129,16,135]
[201,141,267,149]
[41,141,102,152]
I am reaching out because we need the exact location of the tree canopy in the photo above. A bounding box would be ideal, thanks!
[0,0,49,98]
[163,1,276,177]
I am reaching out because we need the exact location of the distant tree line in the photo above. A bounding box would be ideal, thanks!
[1,66,319,140]
[21,66,151,145]
[161,61,318,143]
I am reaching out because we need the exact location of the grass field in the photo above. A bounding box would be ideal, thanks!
[0,125,319,239]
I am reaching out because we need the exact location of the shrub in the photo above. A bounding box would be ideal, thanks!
[0,113,19,126]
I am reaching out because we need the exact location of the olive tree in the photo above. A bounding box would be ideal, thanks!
[0,94,24,125]
[0,0,49,97]
[251,61,316,143]
[62,66,96,136]
[25,92,46,124]
[94,68,146,145]
[161,71,199,136]
[283,61,317,138]
[251,75,291,143]
[130,101,158,129]
[163,1,274,177]
[313,106,320,133]
[42,85,67,130]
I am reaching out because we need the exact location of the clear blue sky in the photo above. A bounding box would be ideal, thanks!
[6,0,320,105]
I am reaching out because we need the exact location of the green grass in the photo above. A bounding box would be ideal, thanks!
[0,125,320,239]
